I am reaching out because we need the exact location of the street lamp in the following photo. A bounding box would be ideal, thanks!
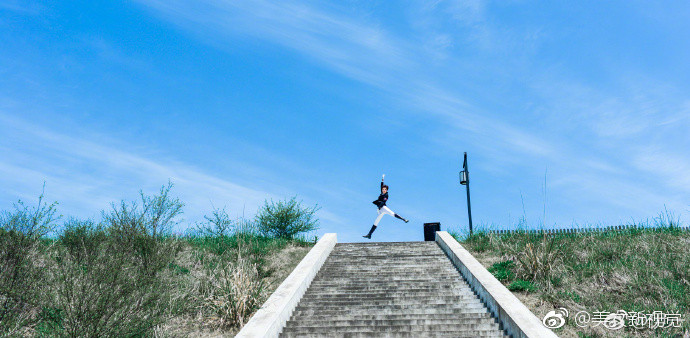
[459,152,473,236]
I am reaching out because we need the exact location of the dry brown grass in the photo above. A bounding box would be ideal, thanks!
[153,241,312,337]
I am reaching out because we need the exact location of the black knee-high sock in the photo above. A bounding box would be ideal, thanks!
[366,225,377,236]
[394,214,405,220]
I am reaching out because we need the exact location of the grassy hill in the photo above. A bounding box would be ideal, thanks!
[457,221,690,338]
[5,185,687,337]
[0,186,315,337]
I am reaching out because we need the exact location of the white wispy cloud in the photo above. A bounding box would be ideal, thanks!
[132,0,690,225]
[634,147,690,194]
[139,0,410,88]
[0,113,273,228]
[135,0,556,161]
[517,70,690,224]
[11,0,679,233]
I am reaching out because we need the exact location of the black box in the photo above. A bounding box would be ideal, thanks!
[423,222,441,241]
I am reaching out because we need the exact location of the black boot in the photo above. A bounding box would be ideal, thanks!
[395,214,409,223]
[363,225,377,239]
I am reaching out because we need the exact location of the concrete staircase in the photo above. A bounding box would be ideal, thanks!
[280,241,509,337]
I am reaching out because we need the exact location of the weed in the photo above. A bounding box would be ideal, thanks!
[654,206,681,228]
[169,262,190,275]
[508,279,537,292]
[488,260,515,282]
[464,232,492,253]
[196,206,234,237]
[511,233,562,281]
[197,258,265,328]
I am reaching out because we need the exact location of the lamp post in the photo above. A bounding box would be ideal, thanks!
[460,152,473,236]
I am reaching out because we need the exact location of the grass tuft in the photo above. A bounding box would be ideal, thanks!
[507,279,538,292]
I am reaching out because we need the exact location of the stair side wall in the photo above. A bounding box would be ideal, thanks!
[435,231,559,338]
[236,233,337,338]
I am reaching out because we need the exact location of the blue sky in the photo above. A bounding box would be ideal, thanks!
[1,0,689,242]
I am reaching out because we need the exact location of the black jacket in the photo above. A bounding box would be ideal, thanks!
[372,182,388,209]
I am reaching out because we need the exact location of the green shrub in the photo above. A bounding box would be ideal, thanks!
[102,182,183,276]
[0,191,59,334]
[195,207,234,237]
[508,279,538,292]
[59,219,107,264]
[36,306,63,335]
[488,260,515,281]
[42,183,184,336]
[256,197,319,239]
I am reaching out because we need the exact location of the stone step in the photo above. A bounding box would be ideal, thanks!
[320,265,453,270]
[318,267,459,272]
[330,248,443,252]
[313,275,461,281]
[329,250,444,253]
[291,308,493,317]
[319,264,456,269]
[311,277,463,282]
[312,275,466,281]
[307,282,470,288]
[333,244,439,247]
[282,323,501,334]
[331,246,444,251]
[289,312,495,322]
[307,283,471,288]
[328,252,444,256]
[321,271,459,274]
[304,290,477,297]
[305,288,474,294]
[315,276,461,281]
[304,289,475,296]
[303,286,473,292]
[300,291,477,299]
[317,270,460,275]
[308,280,467,286]
[281,333,508,338]
[284,317,496,327]
[332,246,439,249]
[293,300,485,308]
[300,290,477,295]
[331,248,441,251]
[336,241,433,245]
[295,300,484,307]
[322,266,456,270]
[293,302,488,311]
[326,255,449,258]
[326,255,448,259]
[304,294,479,304]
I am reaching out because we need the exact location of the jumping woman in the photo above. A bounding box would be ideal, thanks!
[363,174,409,239]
